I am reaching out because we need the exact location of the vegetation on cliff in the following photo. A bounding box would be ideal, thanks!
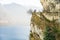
[30,11,60,40]
[30,0,60,40]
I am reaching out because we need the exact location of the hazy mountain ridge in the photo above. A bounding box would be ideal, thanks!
[0,3,42,25]
[0,4,11,25]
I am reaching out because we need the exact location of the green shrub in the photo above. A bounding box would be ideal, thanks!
[44,26,56,40]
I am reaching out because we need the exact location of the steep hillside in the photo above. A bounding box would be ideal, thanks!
[30,0,60,40]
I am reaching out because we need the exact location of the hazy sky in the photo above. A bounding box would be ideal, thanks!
[0,0,43,25]
[0,0,42,7]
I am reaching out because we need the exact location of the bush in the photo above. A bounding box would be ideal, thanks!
[44,26,56,40]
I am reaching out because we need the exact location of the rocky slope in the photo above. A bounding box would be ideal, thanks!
[30,0,60,40]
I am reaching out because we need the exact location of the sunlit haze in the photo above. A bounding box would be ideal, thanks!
[0,0,42,7]
[0,0,43,25]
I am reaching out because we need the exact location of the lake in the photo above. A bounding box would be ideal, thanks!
[0,25,30,40]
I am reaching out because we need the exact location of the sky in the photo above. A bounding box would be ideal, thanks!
[0,0,42,7]
[0,0,43,25]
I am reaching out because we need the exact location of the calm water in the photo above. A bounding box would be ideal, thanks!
[0,25,30,40]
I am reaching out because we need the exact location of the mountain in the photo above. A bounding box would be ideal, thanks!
[0,4,10,25]
[30,0,60,40]
[0,3,42,25]
[3,3,31,25]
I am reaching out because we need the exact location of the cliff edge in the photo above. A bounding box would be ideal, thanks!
[30,0,60,40]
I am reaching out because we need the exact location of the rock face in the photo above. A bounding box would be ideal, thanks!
[30,0,60,40]
[40,0,60,12]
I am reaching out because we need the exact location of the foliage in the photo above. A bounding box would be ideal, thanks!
[44,26,56,40]
[31,11,60,40]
